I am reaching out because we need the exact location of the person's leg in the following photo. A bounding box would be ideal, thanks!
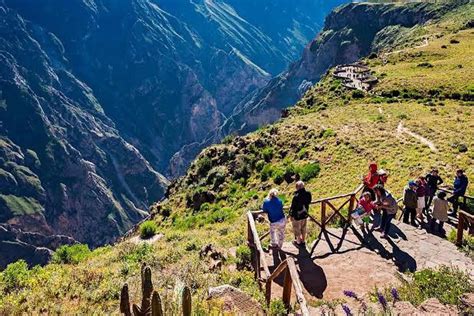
[269,223,277,247]
[277,219,286,249]
[410,207,417,226]
[448,195,459,214]
[380,210,388,233]
[301,219,307,244]
[425,194,434,212]
[291,217,300,243]
[403,207,410,224]
[429,218,435,232]
[384,214,395,236]
[439,221,445,235]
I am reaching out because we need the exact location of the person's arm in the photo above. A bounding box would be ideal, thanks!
[438,176,443,186]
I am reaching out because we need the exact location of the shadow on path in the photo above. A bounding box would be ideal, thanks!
[357,224,417,272]
[294,246,327,298]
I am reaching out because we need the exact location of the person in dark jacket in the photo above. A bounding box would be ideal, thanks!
[290,181,312,247]
[425,169,443,212]
[448,169,469,216]
[403,181,418,226]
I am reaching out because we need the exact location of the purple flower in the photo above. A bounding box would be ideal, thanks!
[391,288,400,301]
[341,304,353,316]
[377,292,388,311]
[343,290,358,300]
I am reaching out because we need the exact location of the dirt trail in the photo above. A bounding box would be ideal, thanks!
[385,38,429,56]
[397,121,438,152]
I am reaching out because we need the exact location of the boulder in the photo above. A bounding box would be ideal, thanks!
[418,298,458,315]
[207,285,263,314]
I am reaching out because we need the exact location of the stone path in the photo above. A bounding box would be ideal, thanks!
[263,220,473,306]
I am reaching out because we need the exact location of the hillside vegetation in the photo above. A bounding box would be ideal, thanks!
[0,1,473,314]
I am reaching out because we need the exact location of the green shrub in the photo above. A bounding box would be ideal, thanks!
[397,113,408,120]
[260,164,274,181]
[298,162,321,182]
[417,62,433,68]
[255,160,266,172]
[121,243,154,264]
[222,134,235,145]
[297,147,308,159]
[262,147,274,162]
[139,220,158,239]
[0,260,30,293]
[352,90,365,99]
[322,128,336,138]
[51,244,91,264]
[235,245,252,270]
[272,168,285,185]
[398,266,473,306]
[196,156,212,176]
[268,299,288,316]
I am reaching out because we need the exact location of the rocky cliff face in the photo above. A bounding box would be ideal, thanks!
[218,0,467,136]
[0,0,344,266]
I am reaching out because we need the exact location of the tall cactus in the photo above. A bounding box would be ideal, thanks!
[119,263,191,316]
[120,283,131,316]
[140,263,153,312]
[182,286,192,316]
[151,291,163,316]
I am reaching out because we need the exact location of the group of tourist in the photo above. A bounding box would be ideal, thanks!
[255,162,469,250]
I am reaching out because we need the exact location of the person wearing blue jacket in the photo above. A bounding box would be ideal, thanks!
[448,169,469,216]
[259,188,286,249]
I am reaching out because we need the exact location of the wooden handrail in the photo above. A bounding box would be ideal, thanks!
[264,258,309,316]
[438,187,474,201]
[287,258,310,316]
[247,212,310,315]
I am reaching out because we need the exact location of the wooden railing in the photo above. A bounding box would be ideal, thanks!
[306,184,364,256]
[457,211,474,246]
[247,212,309,315]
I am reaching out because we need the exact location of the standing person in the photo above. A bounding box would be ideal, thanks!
[430,191,449,236]
[448,169,469,216]
[425,169,443,212]
[261,189,286,249]
[363,162,380,200]
[403,181,418,227]
[378,169,389,187]
[289,181,312,247]
[374,185,398,238]
[416,177,427,223]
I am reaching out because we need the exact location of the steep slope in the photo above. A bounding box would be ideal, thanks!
[0,0,344,263]
[0,4,169,259]
[0,1,472,313]
[218,0,469,136]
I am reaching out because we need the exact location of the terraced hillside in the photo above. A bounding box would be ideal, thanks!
[0,1,473,314]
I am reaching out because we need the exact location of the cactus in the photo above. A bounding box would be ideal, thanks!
[119,263,191,316]
[140,263,153,312]
[120,283,131,316]
[182,286,192,316]
[151,291,163,316]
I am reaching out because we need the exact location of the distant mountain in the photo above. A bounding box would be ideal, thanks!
[217,0,467,136]
[0,0,345,264]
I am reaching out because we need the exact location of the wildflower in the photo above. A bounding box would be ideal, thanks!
[377,292,388,311]
[391,288,400,301]
[341,304,353,316]
[343,290,358,300]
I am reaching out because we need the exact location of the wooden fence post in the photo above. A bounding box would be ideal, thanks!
[456,213,465,246]
[348,194,356,223]
[282,268,292,310]
[321,201,326,230]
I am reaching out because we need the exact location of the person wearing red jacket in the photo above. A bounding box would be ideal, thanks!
[363,162,380,200]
